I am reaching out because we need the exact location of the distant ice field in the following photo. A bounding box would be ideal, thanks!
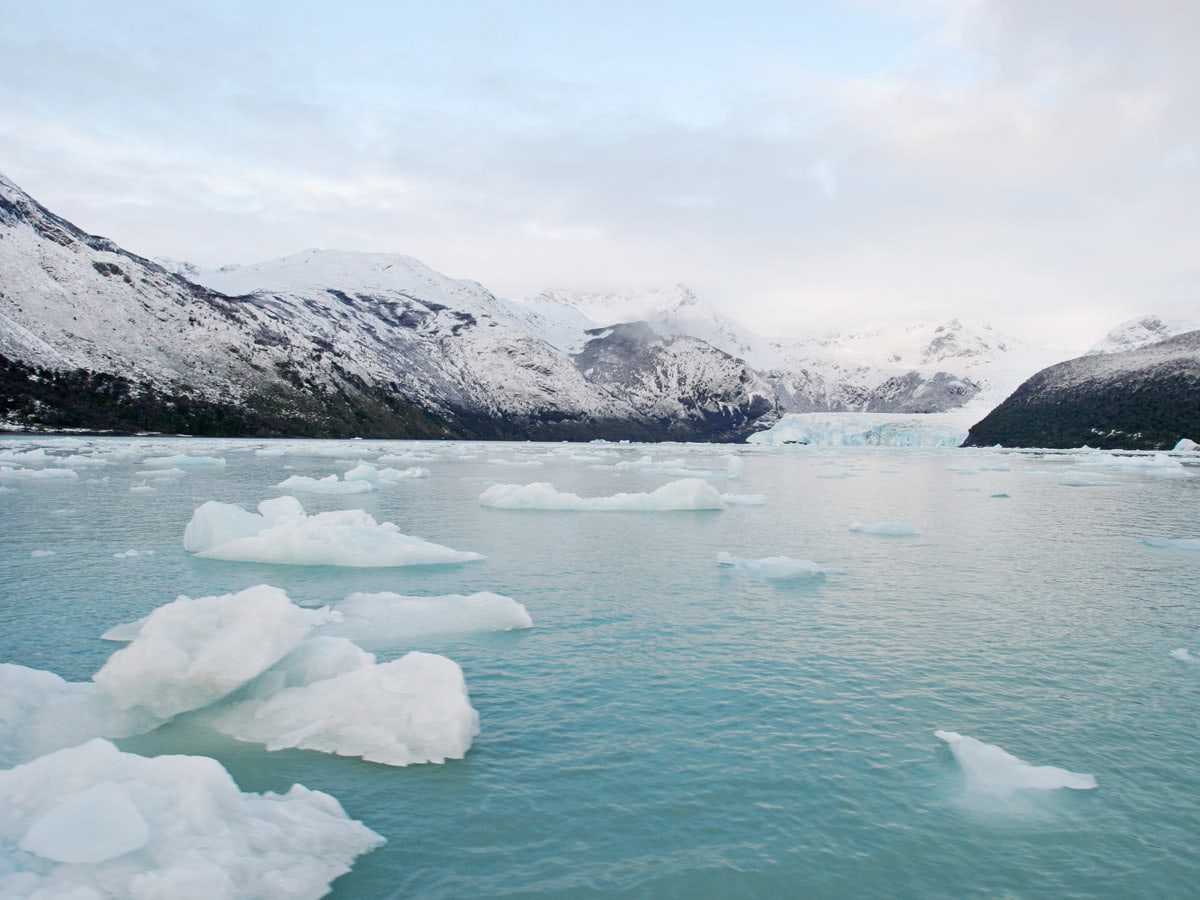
[2,435,1199,898]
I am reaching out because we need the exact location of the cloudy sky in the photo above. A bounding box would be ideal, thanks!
[2,0,1196,350]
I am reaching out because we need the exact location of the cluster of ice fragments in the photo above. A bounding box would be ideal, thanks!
[1,578,532,895]
[0,738,384,899]
[479,477,762,511]
[277,462,430,494]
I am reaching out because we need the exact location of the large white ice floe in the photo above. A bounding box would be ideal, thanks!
[934,730,1097,796]
[204,645,479,766]
[1069,451,1192,476]
[479,478,728,511]
[183,495,484,566]
[93,585,337,719]
[0,738,383,899]
[320,592,533,643]
[0,664,161,767]
[716,552,826,581]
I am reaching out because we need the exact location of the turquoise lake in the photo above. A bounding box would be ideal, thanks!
[2,435,1198,898]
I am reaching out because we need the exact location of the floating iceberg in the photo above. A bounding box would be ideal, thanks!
[0,466,79,481]
[0,738,383,898]
[1070,451,1192,476]
[276,473,376,494]
[93,585,336,718]
[142,454,226,468]
[716,552,826,580]
[850,521,921,537]
[1170,647,1194,662]
[344,462,429,483]
[205,647,479,766]
[0,664,161,767]
[935,730,1097,796]
[321,591,533,643]
[479,478,727,511]
[183,495,484,566]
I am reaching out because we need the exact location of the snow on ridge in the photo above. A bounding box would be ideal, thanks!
[1088,313,1200,355]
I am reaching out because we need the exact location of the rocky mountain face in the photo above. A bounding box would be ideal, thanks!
[1,171,1043,441]
[963,330,1200,450]
[0,174,776,440]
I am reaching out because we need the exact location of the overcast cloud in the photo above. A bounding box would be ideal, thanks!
[2,0,1196,350]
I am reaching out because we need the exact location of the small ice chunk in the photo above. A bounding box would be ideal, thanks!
[850,521,921,537]
[716,552,826,581]
[1174,438,1198,452]
[20,780,150,863]
[321,591,533,643]
[183,496,484,567]
[934,730,1097,796]
[1170,647,1194,662]
[141,454,225,468]
[479,478,726,511]
[276,473,375,494]
[207,651,479,766]
[0,738,383,897]
[30,549,56,558]
[93,585,336,718]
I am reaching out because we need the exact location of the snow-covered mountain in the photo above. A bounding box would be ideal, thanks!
[0,170,1080,441]
[0,174,774,439]
[964,329,1200,450]
[1087,313,1200,355]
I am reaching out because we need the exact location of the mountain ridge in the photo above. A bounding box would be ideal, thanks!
[0,171,1096,442]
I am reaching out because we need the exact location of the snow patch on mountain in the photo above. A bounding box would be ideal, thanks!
[1088,313,1200,355]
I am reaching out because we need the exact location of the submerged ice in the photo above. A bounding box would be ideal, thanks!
[183,495,484,566]
[716,552,826,581]
[935,730,1097,796]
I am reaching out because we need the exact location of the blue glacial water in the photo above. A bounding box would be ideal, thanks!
[2,435,1199,898]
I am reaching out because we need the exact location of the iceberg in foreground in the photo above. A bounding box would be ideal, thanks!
[480,478,727,511]
[0,664,161,767]
[93,585,336,719]
[205,644,479,766]
[935,730,1097,796]
[0,738,383,899]
[183,495,484,566]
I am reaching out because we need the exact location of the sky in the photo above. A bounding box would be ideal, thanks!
[2,0,1197,351]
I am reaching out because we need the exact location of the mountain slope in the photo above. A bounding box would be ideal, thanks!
[0,174,776,440]
[962,330,1200,449]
